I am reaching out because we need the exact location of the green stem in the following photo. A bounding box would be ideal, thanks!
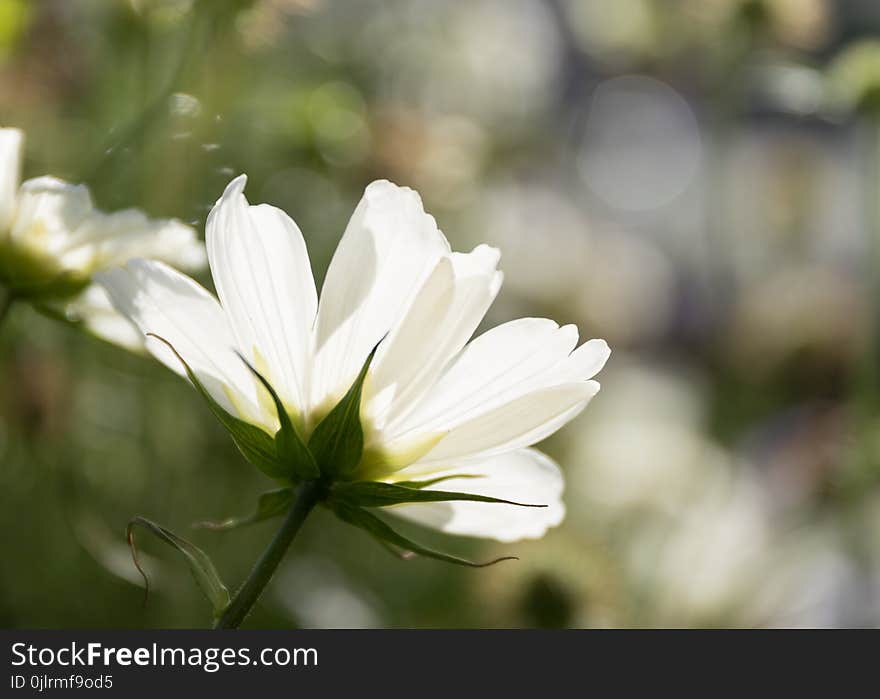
[213,480,322,630]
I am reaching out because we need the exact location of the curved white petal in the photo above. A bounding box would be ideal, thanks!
[0,128,24,232]
[390,319,608,439]
[311,180,450,412]
[389,448,565,542]
[96,259,267,426]
[11,177,94,265]
[366,244,502,430]
[545,338,611,384]
[207,175,317,416]
[65,283,145,351]
[407,381,599,465]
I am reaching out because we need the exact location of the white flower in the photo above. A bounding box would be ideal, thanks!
[0,127,206,349]
[98,175,609,543]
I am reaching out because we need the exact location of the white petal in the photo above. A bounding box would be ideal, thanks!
[366,244,502,430]
[96,259,266,426]
[390,448,565,542]
[206,175,317,415]
[311,180,450,412]
[0,128,24,232]
[60,209,206,273]
[547,338,611,384]
[65,284,145,351]
[390,318,587,436]
[408,381,599,465]
[11,177,94,264]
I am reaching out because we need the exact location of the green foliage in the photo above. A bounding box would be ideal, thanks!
[330,480,545,509]
[127,516,229,619]
[330,501,517,568]
[146,334,287,479]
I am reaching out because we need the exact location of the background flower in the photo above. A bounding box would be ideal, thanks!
[0,127,206,349]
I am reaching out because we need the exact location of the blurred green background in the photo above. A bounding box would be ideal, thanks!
[2,0,880,628]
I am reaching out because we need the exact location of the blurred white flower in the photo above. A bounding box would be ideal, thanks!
[636,473,773,624]
[568,359,717,518]
[0,127,206,349]
[629,470,854,627]
[99,175,609,543]
[565,357,855,626]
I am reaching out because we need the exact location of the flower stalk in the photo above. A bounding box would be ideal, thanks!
[213,480,323,630]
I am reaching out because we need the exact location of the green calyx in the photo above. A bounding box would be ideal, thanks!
[149,333,374,483]
[0,241,90,301]
[306,344,376,480]
[236,351,320,481]
[152,335,538,575]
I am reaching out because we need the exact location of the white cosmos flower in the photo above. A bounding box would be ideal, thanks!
[98,175,609,543]
[0,127,206,349]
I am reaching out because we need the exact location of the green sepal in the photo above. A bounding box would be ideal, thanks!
[147,334,286,479]
[392,474,482,490]
[236,352,320,480]
[308,346,377,479]
[330,501,517,568]
[126,516,230,618]
[330,480,546,509]
[374,539,417,561]
[0,243,89,301]
[193,488,295,532]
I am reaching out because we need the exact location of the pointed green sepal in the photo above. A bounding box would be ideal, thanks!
[329,480,546,509]
[308,346,377,479]
[147,334,286,480]
[193,488,295,532]
[236,353,320,480]
[374,539,417,561]
[330,501,517,568]
[126,516,230,618]
[392,474,482,489]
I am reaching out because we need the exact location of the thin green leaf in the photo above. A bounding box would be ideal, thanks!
[236,352,319,480]
[330,502,517,568]
[127,516,230,617]
[331,481,546,509]
[392,474,483,489]
[374,539,417,561]
[147,334,284,479]
[193,488,295,532]
[308,345,377,478]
